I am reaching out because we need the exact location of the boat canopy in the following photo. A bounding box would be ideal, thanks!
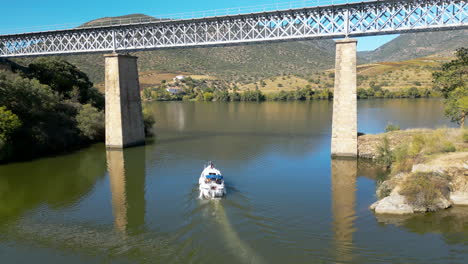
[206,174,223,180]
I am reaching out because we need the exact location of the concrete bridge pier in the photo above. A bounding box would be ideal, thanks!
[104,53,145,149]
[331,39,358,158]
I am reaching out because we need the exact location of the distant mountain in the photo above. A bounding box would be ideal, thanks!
[78,14,157,28]
[360,29,468,63]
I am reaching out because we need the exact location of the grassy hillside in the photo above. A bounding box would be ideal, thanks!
[13,14,336,84]
[239,56,452,93]
[14,40,335,85]
[360,29,468,63]
[11,15,466,88]
[67,54,453,95]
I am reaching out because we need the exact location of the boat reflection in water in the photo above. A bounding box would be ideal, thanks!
[107,148,146,235]
[331,159,357,263]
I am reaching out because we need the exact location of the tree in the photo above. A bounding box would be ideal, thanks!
[203,92,214,101]
[76,104,104,140]
[444,87,468,127]
[27,57,104,110]
[408,87,421,98]
[357,88,368,99]
[433,48,468,128]
[214,89,229,101]
[0,106,22,141]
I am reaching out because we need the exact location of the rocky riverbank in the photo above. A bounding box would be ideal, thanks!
[358,128,468,214]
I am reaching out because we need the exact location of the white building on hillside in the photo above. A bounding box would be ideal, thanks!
[173,75,186,82]
[166,87,183,94]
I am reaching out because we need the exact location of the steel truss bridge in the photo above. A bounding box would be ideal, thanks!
[0,0,467,57]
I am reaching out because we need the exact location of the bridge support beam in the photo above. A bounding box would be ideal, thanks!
[331,39,358,158]
[104,53,145,149]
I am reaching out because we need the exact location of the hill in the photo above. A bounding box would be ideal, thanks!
[360,29,468,63]
[12,14,336,84]
[78,14,156,28]
[11,15,466,87]
[14,40,336,85]
[239,56,453,93]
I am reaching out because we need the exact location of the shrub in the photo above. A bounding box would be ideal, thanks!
[213,90,229,102]
[399,172,450,211]
[0,106,22,141]
[463,130,468,143]
[385,123,400,132]
[241,90,265,102]
[277,83,283,88]
[143,107,155,136]
[407,87,421,98]
[441,141,456,152]
[408,134,425,156]
[76,104,104,141]
[392,144,413,173]
[357,88,368,99]
[377,136,393,167]
[203,92,214,101]
[229,92,241,101]
[425,130,458,154]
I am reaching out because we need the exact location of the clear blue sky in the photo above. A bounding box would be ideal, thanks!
[0,0,398,51]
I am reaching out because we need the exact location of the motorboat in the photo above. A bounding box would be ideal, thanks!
[199,161,226,199]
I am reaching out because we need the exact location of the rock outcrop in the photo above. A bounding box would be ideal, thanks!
[370,152,468,214]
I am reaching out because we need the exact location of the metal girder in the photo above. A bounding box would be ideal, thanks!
[0,0,467,57]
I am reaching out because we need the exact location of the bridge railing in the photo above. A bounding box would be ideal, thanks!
[0,0,377,35]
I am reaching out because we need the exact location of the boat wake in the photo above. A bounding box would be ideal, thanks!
[203,199,266,264]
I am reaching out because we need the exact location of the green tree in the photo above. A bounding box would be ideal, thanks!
[27,57,104,110]
[444,88,468,127]
[76,104,104,140]
[214,90,229,101]
[433,48,468,127]
[0,106,22,143]
[203,92,214,101]
[142,106,155,136]
[357,88,368,99]
[408,87,421,98]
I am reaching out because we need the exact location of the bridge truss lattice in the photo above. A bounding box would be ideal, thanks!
[0,0,466,57]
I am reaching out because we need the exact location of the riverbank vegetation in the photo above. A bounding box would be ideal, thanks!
[360,128,468,214]
[139,53,454,103]
[433,48,468,128]
[0,58,153,163]
[141,78,438,103]
[360,48,467,214]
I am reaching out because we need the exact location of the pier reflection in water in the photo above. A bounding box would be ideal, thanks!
[107,148,146,234]
[331,159,357,263]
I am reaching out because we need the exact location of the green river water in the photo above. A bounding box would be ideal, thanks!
[0,99,466,264]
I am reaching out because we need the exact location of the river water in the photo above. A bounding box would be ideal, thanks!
[0,99,466,264]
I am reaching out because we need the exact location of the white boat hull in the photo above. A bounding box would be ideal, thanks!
[199,177,226,198]
[198,164,226,199]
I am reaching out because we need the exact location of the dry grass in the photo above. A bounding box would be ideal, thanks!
[95,70,217,92]
[373,128,466,174]
[399,172,450,211]
[238,74,331,94]
[239,56,454,94]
